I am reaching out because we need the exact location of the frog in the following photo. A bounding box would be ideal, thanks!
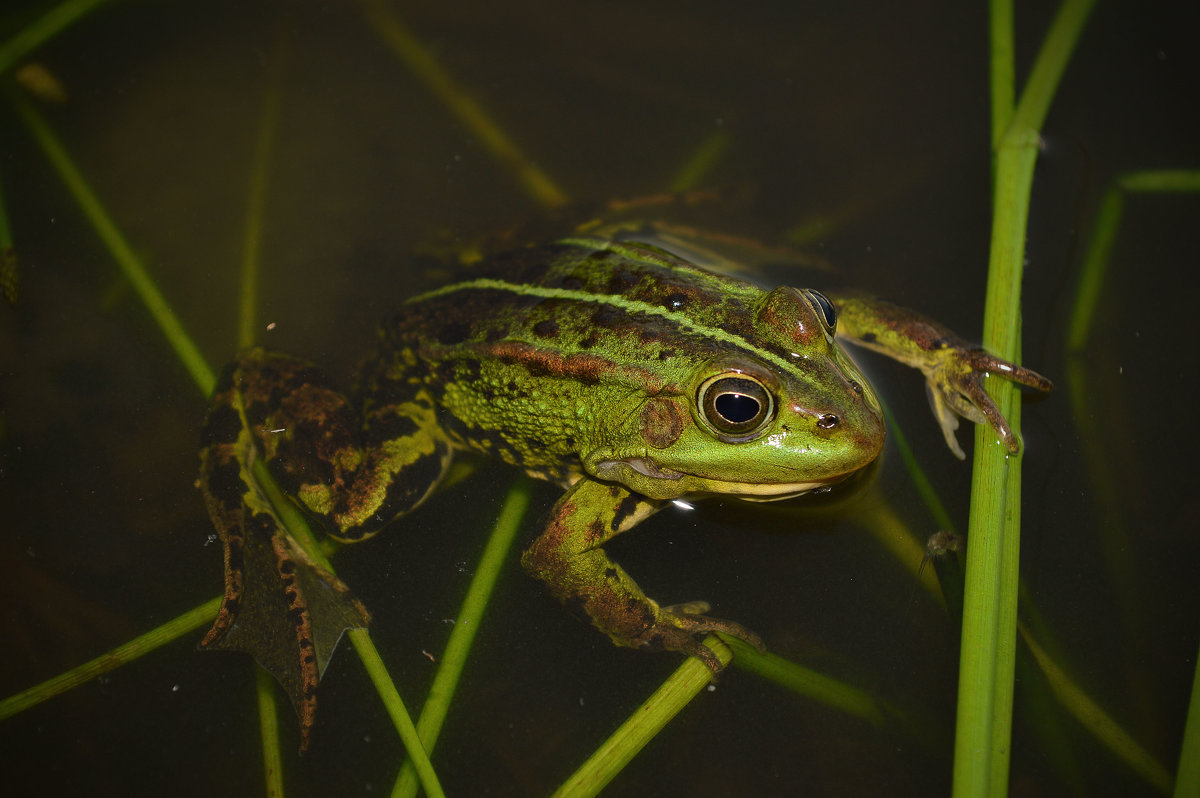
[197,235,1051,747]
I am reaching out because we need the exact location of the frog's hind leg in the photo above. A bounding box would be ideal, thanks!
[198,349,373,749]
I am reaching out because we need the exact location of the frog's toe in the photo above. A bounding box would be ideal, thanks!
[966,350,1054,394]
[924,380,967,460]
[929,345,1052,456]
[643,625,726,671]
[944,370,1020,453]
[646,602,765,671]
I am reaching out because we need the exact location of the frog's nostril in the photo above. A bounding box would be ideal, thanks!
[816,413,840,430]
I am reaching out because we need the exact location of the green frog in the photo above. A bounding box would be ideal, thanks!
[198,236,1050,746]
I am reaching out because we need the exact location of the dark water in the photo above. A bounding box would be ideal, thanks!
[1,1,1197,795]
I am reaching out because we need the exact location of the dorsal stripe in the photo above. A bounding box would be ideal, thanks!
[406,251,807,377]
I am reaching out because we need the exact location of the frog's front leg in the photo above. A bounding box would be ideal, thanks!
[522,479,762,671]
[828,292,1053,459]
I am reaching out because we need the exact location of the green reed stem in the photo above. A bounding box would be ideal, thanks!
[1065,185,1123,353]
[1117,169,1200,193]
[0,167,17,303]
[1005,0,1097,142]
[2,92,438,787]
[1176,636,1200,798]
[1019,625,1173,794]
[987,0,1014,148]
[251,460,445,798]
[238,33,288,350]
[859,497,942,601]
[0,596,221,720]
[669,130,730,193]
[10,50,443,795]
[7,11,472,795]
[0,167,12,246]
[361,0,568,210]
[724,636,887,725]
[553,633,894,798]
[954,2,1095,796]
[1100,169,1200,798]
[1067,170,1200,353]
[392,479,532,798]
[1061,168,1200,796]
[956,133,1032,798]
[11,93,217,395]
[237,41,291,788]
[347,630,443,798]
[256,668,285,798]
[552,636,733,798]
[880,403,955,533]
[0,0,110,75]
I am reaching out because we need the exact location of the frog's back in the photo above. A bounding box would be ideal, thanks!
[387,237,768,366]
[358,238,785,476]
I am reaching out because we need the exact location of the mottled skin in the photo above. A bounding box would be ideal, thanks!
[198,237,1050,747]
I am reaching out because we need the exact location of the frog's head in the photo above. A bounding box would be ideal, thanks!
[585,285,885,501]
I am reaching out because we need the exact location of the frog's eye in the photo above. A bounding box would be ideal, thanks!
[697,374,774,440]
[804,290,837,333]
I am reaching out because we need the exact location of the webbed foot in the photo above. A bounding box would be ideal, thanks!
[200,506,370,751]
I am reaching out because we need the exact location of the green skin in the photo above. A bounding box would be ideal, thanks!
[198,237,1051,747]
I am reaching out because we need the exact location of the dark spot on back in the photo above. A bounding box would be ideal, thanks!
[201,405,243,447]
[605,270,639,295]
[214,362,238,394]
[591,306,622,328]
[438,320,472,345]
[206,460,248,512]
[365,412,419,445]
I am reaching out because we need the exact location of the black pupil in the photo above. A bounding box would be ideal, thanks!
[715,392,760,423]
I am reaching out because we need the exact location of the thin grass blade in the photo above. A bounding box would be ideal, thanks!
[552,636,732,798]
[0,596,221,720]
[392,479,532,798]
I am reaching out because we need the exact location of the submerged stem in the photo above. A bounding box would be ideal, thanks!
[11,92,217,395]
[954,1,1095,795]
[392,480,532,798]
[0,0,111,75]
[0,597,221,721]
[361,0,568,210]
[552,637,732,798]
[238,31,288,350]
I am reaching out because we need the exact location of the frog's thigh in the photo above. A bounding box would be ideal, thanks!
[337,394,454,539]
[521,479,663,646]
[233,349,449,540]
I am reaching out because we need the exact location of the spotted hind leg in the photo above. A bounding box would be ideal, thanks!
[198,348,449,748]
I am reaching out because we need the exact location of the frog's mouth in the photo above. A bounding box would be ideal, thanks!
[617,457,684,481]
[594,456,835,499]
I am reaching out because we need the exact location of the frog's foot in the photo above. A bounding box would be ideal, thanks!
[925,346,1053,459]
[200,509,370,751]
[638,601,765,672]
